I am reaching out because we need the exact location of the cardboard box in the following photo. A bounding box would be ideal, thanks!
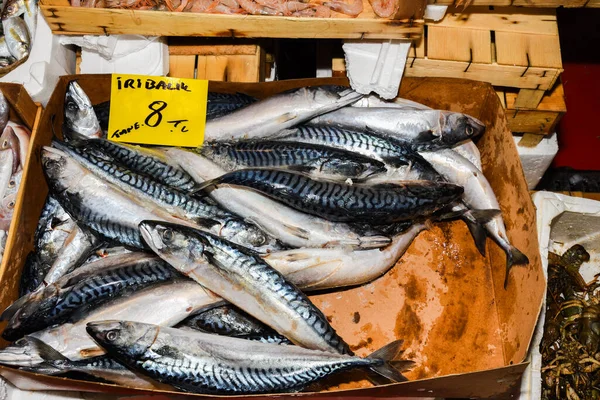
[0,83,42,300]
[0,75,544,398]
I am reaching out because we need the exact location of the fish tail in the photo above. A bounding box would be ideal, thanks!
[461,209,500,257]
[503,246,529,289]
[367,339,415,383]
[18,337,71,375]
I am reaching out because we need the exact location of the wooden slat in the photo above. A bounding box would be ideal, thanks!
[495,89,507,108]
[404,57,560,90]
[427,26,492,63]
[429,0,590,6]
[39,2,424,39]
[169,44,258,56]
[433,7,558,35]
[504,82,566,111]
[495,31,562,69]
[518,133,545,147]
[513,89,545,109]
[587,0,600,6]
[506,109,562,134]
[168,55,196,79]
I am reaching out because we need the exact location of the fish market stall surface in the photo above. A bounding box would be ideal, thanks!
[0,76,543,398]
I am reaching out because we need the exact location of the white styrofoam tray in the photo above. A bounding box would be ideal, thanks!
[519,191,600,399]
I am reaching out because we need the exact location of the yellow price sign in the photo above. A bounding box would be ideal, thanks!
[108,74,208,147]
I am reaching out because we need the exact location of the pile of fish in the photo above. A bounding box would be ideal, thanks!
[78,0,392,19]
[0,90,31,263]
[0,81,529,394]
[0,0,37,72]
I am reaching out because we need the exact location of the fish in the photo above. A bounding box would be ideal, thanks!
[17,337,171,390]
[39,225,101,288]
[0,280,222,363]
[197,169,464,224]
[309,107,485,151]
[2,16,30,60]
[206,91,257,120]
[162,148,391,249]
[199,140,386,181]
[0,90,9,134]
[19,252,47,297]
[22,0,37,40]
[450,140,482,171]
[0,133,15,202]
[139,220,351,355]
[1,126,21,174]
[264,222,426,290]
[62,81,103,141]
[272,124,438,174]
[92,101,109,135]
[72,138,200,193]
[419,149,529,287]
[179,305,291,344]
[41,147,198,249]
[0,56,16,68]
[9,122,31,169]
[1,0,26,19]
[0,192,17,230]
[3,254,179,341]
[33,196,76,266]
[55,139,282,254]
[204,86,363,141]
[86,320,413,394]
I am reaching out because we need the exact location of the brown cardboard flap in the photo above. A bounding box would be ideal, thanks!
[0,75,544,398]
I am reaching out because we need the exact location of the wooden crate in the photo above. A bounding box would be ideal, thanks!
[404,7,563,91]
[168,39,266,82]
[427,0,599,7]
[39,0,425,39]
[497,82,566,135]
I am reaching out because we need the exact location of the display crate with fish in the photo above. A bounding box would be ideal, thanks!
[0,75,543,398]
[0,83,40,277]
[38,0,425,38]
[520,192,600,399]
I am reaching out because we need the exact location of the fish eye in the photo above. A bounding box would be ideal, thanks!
[8,180,15,188]
[162,229,174,242]
[8,201,14,209]
[1,140,8,148]
[66,102,78,111]
[105,330,119,342]
[466,126,474,136]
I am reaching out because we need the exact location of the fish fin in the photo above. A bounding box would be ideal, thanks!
[282,223,311,240]
[189,177,222,194]
[469,209,502,223]
[504,246,529,289]
[277,112,297,124]
[16,337,71,375]
[358,235,392,249]
[367,339,414,383]
[281,165,315,174]
[464,218,488,257]
[413,130,439,143]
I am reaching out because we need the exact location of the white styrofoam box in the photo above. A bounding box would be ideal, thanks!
[0,14,76,106]
[424,5,447,21]
[514,132,559,189]
[342,39,411,99]
[59,35,169,76]
[519,192,600,399]
[81,36,168,76]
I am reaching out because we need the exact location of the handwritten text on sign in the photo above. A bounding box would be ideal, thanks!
[108,74,208,147]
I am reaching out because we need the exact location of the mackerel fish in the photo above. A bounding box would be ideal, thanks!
[200,140,386,181]
[63,81,103,140]
[139,220,351,355]
[309,107,485,151]
[198,169,464,224]
[86,320,413,393]
[204,86,363,141]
